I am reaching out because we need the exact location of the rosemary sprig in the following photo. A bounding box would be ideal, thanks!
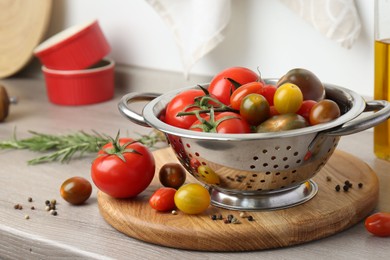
[0,130,166,165]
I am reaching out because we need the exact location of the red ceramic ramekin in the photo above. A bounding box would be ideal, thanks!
[34,20,111,70]
[42,58,115,106]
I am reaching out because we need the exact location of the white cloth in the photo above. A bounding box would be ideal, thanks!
[146,0,361,75]
[279,0,362,48]
[145,0,231,77]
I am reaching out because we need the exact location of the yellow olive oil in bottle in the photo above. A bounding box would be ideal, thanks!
[374,39,390,160]
[374,0,390,160]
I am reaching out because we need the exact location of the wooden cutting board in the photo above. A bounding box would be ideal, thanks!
[0,0,52,78]
[97,147,379,251]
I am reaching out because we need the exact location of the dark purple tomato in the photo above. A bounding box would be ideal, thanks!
[60,176,92,205]
[159,163,187,189]
[277,68,325,102]
[309,99,340,125]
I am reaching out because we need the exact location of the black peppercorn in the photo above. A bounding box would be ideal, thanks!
[335,185,341,192]
[344,180,352,188]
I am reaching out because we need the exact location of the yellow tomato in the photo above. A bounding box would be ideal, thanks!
[274,83,303,114]
[174,183,211,214]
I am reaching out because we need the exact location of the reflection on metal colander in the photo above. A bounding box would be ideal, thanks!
[167,134,339,192]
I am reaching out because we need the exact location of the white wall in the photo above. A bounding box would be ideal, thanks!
[46,0,374,97]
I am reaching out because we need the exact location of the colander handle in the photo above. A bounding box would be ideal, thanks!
[118,92,161,127]
[324,100,390,136]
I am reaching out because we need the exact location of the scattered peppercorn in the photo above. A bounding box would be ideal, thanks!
[45,206,51,211]
[358,183,363,188]
[344,180,352,188]
[217,214,223,220]
[247,216,254,221]
[335,185,341,192]
[239,212,247,218]
[227,214,233,223]
[31,206,35,210]
[171,210,177,215]
[13,204,23,210]
[45,200,50,206]
[50,210,57,216]
[28,197,33,202]
[24,215,30,220]
[326,176,332,182]
[210,214,217,220]
[231,217,241,224]
[343,185,349,192]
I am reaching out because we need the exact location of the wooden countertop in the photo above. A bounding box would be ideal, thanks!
[0,78,389,259]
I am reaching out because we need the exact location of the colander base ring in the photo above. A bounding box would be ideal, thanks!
[209,180,318,211]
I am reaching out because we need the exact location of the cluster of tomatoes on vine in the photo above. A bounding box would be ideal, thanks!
[163,67,341,133]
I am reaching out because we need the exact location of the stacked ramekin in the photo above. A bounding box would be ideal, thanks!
[34,20,114,105]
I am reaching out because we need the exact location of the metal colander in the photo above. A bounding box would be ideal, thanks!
[118,80,390,210]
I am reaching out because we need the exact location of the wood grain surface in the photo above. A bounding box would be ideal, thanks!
[0,0,52,78]
[98,147,379,252]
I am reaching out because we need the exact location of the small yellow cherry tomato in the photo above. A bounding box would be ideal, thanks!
[174,183,211,214]
[274,83,303,114]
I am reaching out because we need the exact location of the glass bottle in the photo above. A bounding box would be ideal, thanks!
[374,0,390,160]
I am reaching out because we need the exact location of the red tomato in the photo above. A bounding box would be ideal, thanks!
[149,187,177,212]
[190,112,251,133]
[230,81,264,110]
[365,212,390,237]
[297,100,317,121]
[165,89,205,129]
[269,106,279,117]
[91,138,155,198]
[260,84,277,106]
[208,67,259,105]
